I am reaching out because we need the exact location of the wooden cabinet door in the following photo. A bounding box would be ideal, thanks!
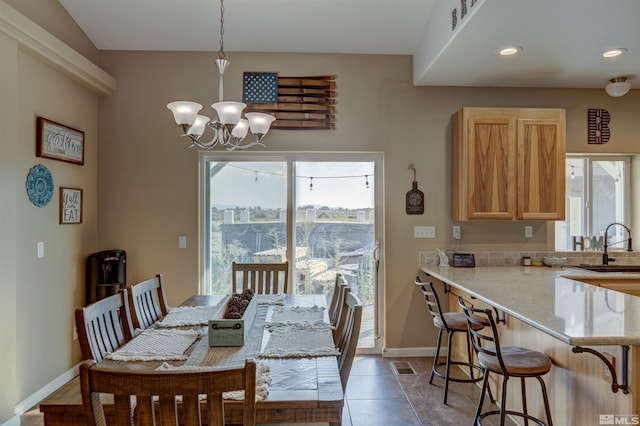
[453,109,516,220]
[517,110,566,220]
[453,107,565,221]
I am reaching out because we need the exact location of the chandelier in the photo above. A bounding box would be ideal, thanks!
[167,0,276,150]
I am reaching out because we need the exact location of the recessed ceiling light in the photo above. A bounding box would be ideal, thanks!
[498,46,522,56]
[602,48,627,58]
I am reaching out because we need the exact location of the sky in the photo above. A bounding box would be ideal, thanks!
[210,161,375,210]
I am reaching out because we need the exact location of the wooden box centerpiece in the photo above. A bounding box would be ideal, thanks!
[208,290,257,347]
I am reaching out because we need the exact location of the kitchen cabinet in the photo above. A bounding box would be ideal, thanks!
[452,107,566,221]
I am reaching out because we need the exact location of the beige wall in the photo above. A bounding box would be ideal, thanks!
[2,1,640,421]
[3,0,99,64]
[96,50,640,353]
[0,1,101,423]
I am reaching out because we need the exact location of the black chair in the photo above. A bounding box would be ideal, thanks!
[459,297,553,426]
[415,277,487,404]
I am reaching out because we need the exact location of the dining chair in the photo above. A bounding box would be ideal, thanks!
[232,261,288,294]
[331,283,351,342]
[335,292,362,391]
[458,297,553,426]
[415,277,486,404]
[328,273,348,327]
[79,358,257,426]
[127,273,169,330]
[75,289,134,362]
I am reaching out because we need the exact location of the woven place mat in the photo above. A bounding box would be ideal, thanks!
[260,323,339,359]
[157,298,226,327]
[106,328,203,361]
[155,361,271,401]
[266,305,326,326]
[255,294,286,306]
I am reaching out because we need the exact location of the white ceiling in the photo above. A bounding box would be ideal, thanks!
[58,0,639,91]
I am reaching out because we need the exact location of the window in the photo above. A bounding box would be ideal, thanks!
[555,155,630,251]
[200,152,383,352]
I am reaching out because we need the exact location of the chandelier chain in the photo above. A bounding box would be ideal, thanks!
[218,0,225,59]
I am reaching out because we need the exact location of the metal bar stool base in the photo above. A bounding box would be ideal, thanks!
[432,360,484,384]
[477,410,549,426]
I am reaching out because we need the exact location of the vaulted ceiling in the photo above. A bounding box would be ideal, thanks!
[58,0,638,91]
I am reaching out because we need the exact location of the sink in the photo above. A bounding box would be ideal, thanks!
[574,265,640,273]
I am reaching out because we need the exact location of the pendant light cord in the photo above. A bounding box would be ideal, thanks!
[218,0,226,59]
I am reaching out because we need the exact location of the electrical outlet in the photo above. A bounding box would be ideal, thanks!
[414,226,436,238]
[453,226,461,240]
[525,226,533,238]
[601,352,615,383]
[178,235,187,249]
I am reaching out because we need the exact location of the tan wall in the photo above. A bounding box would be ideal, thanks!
[3,0,99,64]
[0,31,19,424]
[96,50,640,353]
[2,2,640,420]
[0,1,101,423]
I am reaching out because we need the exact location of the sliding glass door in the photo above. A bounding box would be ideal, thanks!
[200,152,383,351]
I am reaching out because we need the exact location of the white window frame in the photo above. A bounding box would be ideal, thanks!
[558,154,631,251]
[198,151,385,354]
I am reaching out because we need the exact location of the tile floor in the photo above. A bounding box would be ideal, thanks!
[338,355,516,426]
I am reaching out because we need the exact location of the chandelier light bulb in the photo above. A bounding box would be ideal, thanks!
[231,119,249,139]
[246,113,277,135]
[167,101,202,126]
[212,101,246,125]
[187,115,210,137]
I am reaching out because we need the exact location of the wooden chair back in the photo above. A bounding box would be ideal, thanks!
[75,289,134,362]
[328,273,348,326]
[232,262,289,294]
[335,292,362,391]
[128,274,169,330]
[414,277,448,328]
[79,358,257,426]
[331,284,351,341]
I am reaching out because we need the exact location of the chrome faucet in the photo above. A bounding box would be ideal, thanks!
[603,222,633,265]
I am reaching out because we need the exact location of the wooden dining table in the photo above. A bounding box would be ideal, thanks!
[39,294,344,426]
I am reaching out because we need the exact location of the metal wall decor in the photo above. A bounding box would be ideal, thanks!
[26,164,54,207]
[405,163,424,215]
[588,108,611,144]
[451,0,478,31]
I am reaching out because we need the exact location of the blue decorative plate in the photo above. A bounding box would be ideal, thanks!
[26,164,54,207]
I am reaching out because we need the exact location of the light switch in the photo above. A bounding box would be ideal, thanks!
[178,235,187,249]
[414,226,436,238]
[37,241,45,258]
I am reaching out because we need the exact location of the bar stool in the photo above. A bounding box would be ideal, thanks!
[458,297,553,426]
[414,278,487,404]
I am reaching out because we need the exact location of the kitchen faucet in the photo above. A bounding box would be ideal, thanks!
[602,222,633,265]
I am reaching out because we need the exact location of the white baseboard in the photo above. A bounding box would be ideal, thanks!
[8,363,80,424]
[381,346,445,358]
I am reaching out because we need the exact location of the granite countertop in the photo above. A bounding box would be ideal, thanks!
[420,265,640,346]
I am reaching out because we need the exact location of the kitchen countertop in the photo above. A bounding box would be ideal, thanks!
[420,265,640,346]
